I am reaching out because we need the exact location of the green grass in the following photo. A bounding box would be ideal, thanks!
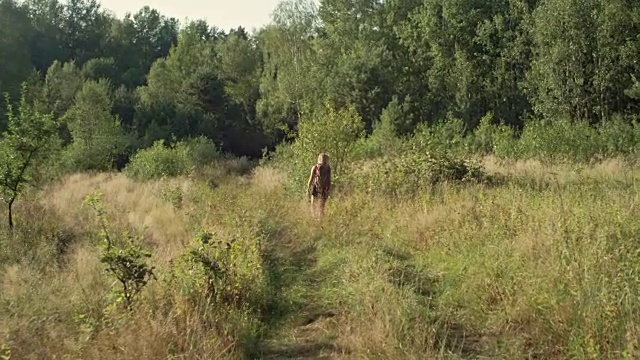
[1,158,640,359]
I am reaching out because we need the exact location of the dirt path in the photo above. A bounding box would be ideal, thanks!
[248,229,346,359]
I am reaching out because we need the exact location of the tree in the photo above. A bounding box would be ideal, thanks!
[0,84,59,229]
[41,60,83,118]
[107,6,179,88]
[256,0,319,136]
[292,103,365,180]
[24,0,66,73]
[525,0,640,122]
[0,0,36,127]
[80,57,117,82]
[317,0,394,128]
[61,0,111,65]
[134,24,218,145]
[216,31,262,119]
[62,79,126,171]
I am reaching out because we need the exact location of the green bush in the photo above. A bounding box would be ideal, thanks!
[124,137,220,181]
[353,96,411,160]
[168,229,265,308]
[82,191,156,310]
[185,136,221,167]
[464,112,498,155]
[270,103,365,192]
[124,140,192,180]
[350,150,489,198]
[517,118,600,162]
[597,115,639,157]
[490,116,640,163]
[408,115,468,156]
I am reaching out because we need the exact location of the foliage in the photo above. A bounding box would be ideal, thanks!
[280,103,365,190]
[408,115,468,156]
[82,191,156,309]
[186,136,221,167]
[159,182,183,209]
[491,117,640,163]
[348,149,488,198]
[124,137,220,181]
[169,229,265,307]
[61,79,127,171]
[0,84,59,228]
[124,140,192,180]
[464,112,498,155]
[0,0,639,161]
[352,96,412,160]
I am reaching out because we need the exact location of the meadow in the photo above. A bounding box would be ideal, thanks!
[1,0,640,357]
[2,117,640,360]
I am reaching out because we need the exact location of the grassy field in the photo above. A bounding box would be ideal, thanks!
[1,156,640,359]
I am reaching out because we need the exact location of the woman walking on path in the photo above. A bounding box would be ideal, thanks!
[307,153,332,219]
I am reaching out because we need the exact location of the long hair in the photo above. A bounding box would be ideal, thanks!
[317,153,329,164]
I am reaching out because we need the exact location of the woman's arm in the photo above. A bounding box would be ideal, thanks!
[306,165,316,195]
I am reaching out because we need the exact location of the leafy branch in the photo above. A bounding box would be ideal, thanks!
[83,191,156,309]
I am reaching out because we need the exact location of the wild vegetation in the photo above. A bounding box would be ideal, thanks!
[1,0,640,358]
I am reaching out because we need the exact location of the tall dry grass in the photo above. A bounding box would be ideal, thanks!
[1,159,640,359]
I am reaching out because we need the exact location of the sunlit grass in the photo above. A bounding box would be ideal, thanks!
[1,158,639,359]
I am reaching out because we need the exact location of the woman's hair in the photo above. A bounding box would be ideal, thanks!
[317,153,329,164]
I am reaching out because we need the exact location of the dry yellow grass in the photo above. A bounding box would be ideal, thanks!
[43,173,194,264]
[2,158,640,359]
[250,165,287,191]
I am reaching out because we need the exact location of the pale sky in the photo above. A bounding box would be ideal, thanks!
[97,0,284,32]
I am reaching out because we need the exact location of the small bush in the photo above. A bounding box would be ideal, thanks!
[83,191,156,309]
[351,150,489,198]
[278,103,365,189]
[516,118,600,162]
[597,115,639,157]
[168,229,265,308]
[490,116,640,163]
[464,111,498,155]
[408,115,467,156]
[124,140,192,181]
[352,96,411,160]
[159,182,183,209]
[220,156,254,176]
[185,136,221,167]
[124,137,221,181]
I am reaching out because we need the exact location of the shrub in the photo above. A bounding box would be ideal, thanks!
[168,229,265,308]
[124,137,222,181]
[185,136,221,167]
[350,150,489,198]
[408,115,467,156]
[83,191,156,309]
[597,115,639,157]
[353,96,412,160]
[464,111,497,155]
[124,140,191,180]
[282,103,365,189]
[516,117,600,162]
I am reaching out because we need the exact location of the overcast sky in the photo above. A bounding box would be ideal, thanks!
[97,0,285,32]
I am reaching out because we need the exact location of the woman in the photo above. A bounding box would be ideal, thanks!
[307,153,332,218]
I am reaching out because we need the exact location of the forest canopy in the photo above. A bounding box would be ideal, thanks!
[0,0,639,165]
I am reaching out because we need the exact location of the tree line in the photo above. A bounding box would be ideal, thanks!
[1,0,639,167]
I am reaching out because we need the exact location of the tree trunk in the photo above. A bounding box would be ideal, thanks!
[8,200,14,230]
